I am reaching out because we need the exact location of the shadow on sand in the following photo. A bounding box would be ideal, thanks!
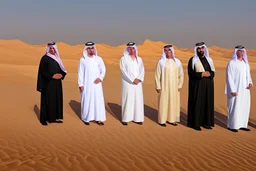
[33,104,40,121]
[69,100,81,119]
[107,103,187,126]
[248,119,256,129]
[69,101,256,130]
[106,103,122,123]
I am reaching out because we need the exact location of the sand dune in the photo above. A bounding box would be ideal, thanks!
[0,39,256,171]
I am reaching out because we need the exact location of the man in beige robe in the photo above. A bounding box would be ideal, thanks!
[155,45,184,127]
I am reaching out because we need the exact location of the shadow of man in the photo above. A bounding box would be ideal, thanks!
[106,102,122,123]
[248,117,256,129]
[179,111,188,127]
[249,120,256,129]
[144,104,158,124]
[214,112,256,130]
[168,108,228,129]
[144,105,188,126]
[33,104,40,121]
[214,111,227,129]
[69,100,81,119]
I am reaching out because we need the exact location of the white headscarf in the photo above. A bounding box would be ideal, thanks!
[158,45,182,77]
[45,42,67,73]
[123,42,138,57]
[159,45,181,65]
[83,41,98,58]
[231,45,248,64]
[160,45,176,60]
[191,42,215,72]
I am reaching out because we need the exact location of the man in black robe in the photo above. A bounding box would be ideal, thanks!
[187,42,215,131]
[36,42,67,126]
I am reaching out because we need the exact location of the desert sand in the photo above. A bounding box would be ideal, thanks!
[0,39,256,171]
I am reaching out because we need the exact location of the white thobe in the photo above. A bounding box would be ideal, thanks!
[226,60,252,129]
[120,55,145,122]
[78,55,106,122]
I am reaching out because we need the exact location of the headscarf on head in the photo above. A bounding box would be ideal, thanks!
[231,45,248,63]
[160,45,175,61]
[82,41,98,58]
[45,42,67,73]
[158,45,183,78]
[191,42,215,72]
[123,42,138,57]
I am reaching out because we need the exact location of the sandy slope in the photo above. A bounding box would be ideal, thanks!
[0,40,256,171]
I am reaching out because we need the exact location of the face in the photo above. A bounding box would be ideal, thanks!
[127,47,136,56]
[236,49,244,58]
[86,46,95,56]
[49,46,56,55]
[196,46,205,56]
[164,47,173,58]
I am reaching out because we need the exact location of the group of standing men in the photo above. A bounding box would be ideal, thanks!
[36,41,253,132]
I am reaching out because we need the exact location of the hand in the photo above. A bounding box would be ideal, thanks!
[178,88,182,92]
[202,71,210,77]
[247,83,253,89]
[52,73,62,79]
[231,92,237,96]
[156,89,161,93]
[94,78,101,84]
[133,79,141,85]
[79,86,84,92]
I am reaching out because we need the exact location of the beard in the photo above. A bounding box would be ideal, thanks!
[197,51,204,57]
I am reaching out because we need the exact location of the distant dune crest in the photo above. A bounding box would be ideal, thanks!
[0,39,255,68]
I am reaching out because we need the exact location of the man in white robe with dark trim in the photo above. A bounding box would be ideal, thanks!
[78,42,106,126]
[155,45,184,127]
[120,42,145,126]
[226,45,253,132]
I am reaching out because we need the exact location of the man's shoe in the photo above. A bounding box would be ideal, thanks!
[135,122,143,125]
[240,128,250,131]
[167,122,178,126]
[83,121,90,126]
[41,121,48,126]
[122,122,128,126]
[203,125,212,129]
[194,127,202,131]
[228,128,238,132]
[159,123,166,127]
[97,122,104,126]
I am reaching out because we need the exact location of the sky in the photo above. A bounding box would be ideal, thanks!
[0,0,255,48]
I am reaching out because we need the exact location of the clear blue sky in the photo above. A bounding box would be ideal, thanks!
[0,0,255,48]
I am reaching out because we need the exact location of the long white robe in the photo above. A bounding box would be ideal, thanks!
[226,60,252,129]
[78,55,106,122]
[120,55,144,122]
[155,58,184,124]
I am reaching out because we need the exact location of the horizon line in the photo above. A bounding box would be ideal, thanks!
[0,38,254,50]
